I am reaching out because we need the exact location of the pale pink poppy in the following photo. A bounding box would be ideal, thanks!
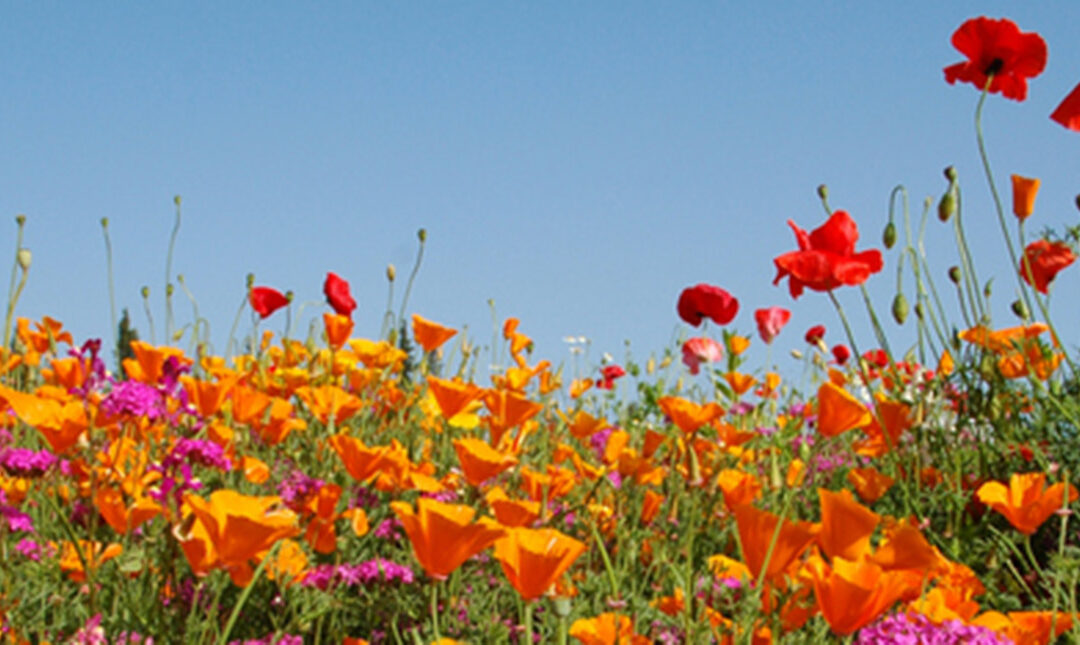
[682,337,724,375]
[754,307,791,345]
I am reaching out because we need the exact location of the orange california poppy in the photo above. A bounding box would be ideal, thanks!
[95,486,162,535]
[569,613,650,645]
[846,467,895,504]
[253,397,306,445]
[241,456,271,484]
[716,469,762,511]
[853,395,910,457]
[975,472,1077,535]
[176,490,300,586]
[569,378,594,399]
[411,313,458,353]
[653,587,685,617]
[815,382,871,438]
[557,408,608,439]
[869,517,937,571]
[486,486,541,527]
[657,396,724,434]
[56,540,123,582]
[1011,174,1040,220]
[121,340,192,385]
[806,554,921,635]
[734,504,818,581]
[329,434,405,485]
[454,437,518,487]
[817,488,879,561]
[727,334,751,356]
[502,318,533,366]
[493,527,586,600]
[295,385,364,425]
[0,385,88,454]
[323,313,354,351]
[482,388,543,447]
[302,483,343,554]
[724,372,757,396]
[181,375,238,419]
[426,377,485,420]
[640,489,664,526]
[390,498,505,580]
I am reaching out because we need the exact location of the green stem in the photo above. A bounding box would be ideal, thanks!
[397,230,426,325]
[217,541,281,645]
[101,218,118,352]
[430,580,441,641]
[225,291,249,357]
[3,216,27,352]
[164,196,182,344]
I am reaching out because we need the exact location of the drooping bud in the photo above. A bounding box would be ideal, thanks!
[882,221,897,249]
[914,302,925,321]
[891,293,909,325]
[938,190,956,222]
[165,283,174,297]
[141,286,151,299]
[983,279,992,300]
[174,195,182,206]
[285,290,294,303]
[386,264,397,281]
[101,217,109,228]
[790,349,804,360]
[16,248,31,272]
[417,228,427,243]
[15,214,25,227]
[948,266,962,284]
[943,166,958,183]
[817,184,829,200]
[1075,194,1080,212]
[1011,299,1030,320]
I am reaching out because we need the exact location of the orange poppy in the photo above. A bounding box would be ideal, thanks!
[1011,174,1040,220]
[557,408,608,439]
[56,540,124,582]
[330,434,403,485]
[724,372,757,396]
[411,313,458,353]
[570,378,594,399]
[806,554,921,635]
[390,498,505,580]
[640,489,664,526]
[181,375,238,418]
[817,488,879,561]
[323,313,354,351]
[347,338,408,370]
[253,397,306,445]
[716,469,763,510]
[853,395,910,457]
[869,518,937,571]
[295,385,364,425]
[427,377,485,420]
[727,334,751,356]
[0,385,88,454]
[734,504,818,581]
[121,341,192,385]
[486,486,541,527]
[482,389,542,447]
[976,472,1077,535]
[815,382,871,438]
[453,437,518,487]
[176,490,300,586]
[568,613,650,645]
[846,467,895,504]
[493,527,586,600]
[658,396,724,434]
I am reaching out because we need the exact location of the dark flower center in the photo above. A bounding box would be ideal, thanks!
[984,58,1004,76]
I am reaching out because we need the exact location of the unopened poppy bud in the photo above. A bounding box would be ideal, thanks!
[1011,299,1030,320]
[141,286,150,298]
[285,290,294,303]
[386,264,396,281]
[417,228,427,242]
[938,191,956,222]
[914,302,925,320]
[817,184,828,200]
[882,221,897,249]
[790,349,803,360]
[1075,194,1080,212]
[948,266,962,284]
[891,293,909,325]
[16,248,31,272]
[553,596,572,618]
[100,217,109,228]
[173,195,182,206]
[176,274,185,285]
[165,283,174,297]
[172,330,184,342]
[944,166,958,183]
[15,214,25,227]
[246,273,255,289]
[645,357,655,375]
[983,280,992,299]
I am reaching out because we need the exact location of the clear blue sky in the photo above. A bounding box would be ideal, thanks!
[3,2,1078,382]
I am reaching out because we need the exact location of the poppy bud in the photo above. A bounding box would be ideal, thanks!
[417,228,427,242]
[553,596,573,618]
[386,264,396,282]
[646,357,656,375]
[790,349,803,360]
[15,214,25,226]
[944,166,958,183]
[983,280,992,299]
[882,221,897,249]
[948,266,962,284]
[100,217,109,228]
[891,293,909,325]
[16,248,31,272]
[165,283,174,297]
[817,184,828,200]
[246,273,255,289]
[938,190,956,222]
[1075,194,1080,212]
[141,286,150,298]
[914,302,925,320]
[285,290,294,303]
[1011,299,1030,320]
[174,195,182,206]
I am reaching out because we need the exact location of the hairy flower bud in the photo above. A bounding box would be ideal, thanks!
[882,221,897,249]
[100,217,109,228]
[938,190,956,222]
[1011,299,1030,320]
[386,264,396,282]
[246,273,255,289]
[817,184,829,200]
[16,248,31,272]
[914,302,925,320]
[948,266,962,284]
[15,214,26,227]
[891,293,909,325]
[417,228,427,243]
[943,165,958,183]
[141,286,151,299]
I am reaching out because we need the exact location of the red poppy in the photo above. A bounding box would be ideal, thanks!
[677,284,739,327]
[681,337,723,375]
[805,324,826,345]
[323,272,356,317]
[772,211,883,298]
[754,307,791,344]
[1051,82,1080,131]
[943,17,1047,102]
[249,287,289,319]
[832,344,851,365]
[1019,240,1077,294]
[596,364,625,390]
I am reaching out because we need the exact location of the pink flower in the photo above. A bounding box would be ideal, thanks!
[754,307,791,344]
[682,337,724,375]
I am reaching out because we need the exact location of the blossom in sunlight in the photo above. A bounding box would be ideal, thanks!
[390,498,505,580]
[831,344,851,365]
[681,337,723,375]
[1010,174,1040,220]
[249,286,290,319]
[323,272,356,317]
[1050,82,1080,131]
[976,472,1077,535]
[657,396,724,434]
[676,283,739,327]
[1019,239,1076,294]
[773,211,883,298]
[754,306,791,344]
[596,364,625,390]
[943,17,1047,102]
[411,313,458,353]
[804,324,826,345]
[493,527,586,600]
[569,613,650,645]
[453,437,517,487]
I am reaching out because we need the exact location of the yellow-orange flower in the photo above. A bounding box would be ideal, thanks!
[1011,174,1040,220]
[295,385,364,426]
[815,382,871,438]
[390,498,505,580]
[734,504,817,581]
[846,467,895,504]
[657,396,724,434]
[427,377,485,420]
[411,313,458,353]
[493,527,586,600]
[976,472,1076,535]
[323,313,354,350]
[0,385,88,454]
[569,613,650,645]
[453,437,518,487]
[806,554,921,635]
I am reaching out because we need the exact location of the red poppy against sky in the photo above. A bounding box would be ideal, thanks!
[249,286,289,319]
[676,284,739,327]
[323,272,357,318]
[1019,239,1077,294]
[772,211,883,299]
[943,16,1047,102]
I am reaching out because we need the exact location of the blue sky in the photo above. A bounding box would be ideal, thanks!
[3,2,1078,383]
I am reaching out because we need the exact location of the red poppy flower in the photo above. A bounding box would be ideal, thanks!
[862,349,888,369]
[773,211,883,299]
[676,284,739,327]
[805,325,826,345]
[596,365,626,390]
[754,307,791,345]
[323,272,356,317]
[1051,82,1080,131]
[1019,240,1077,294]
[943,17,1047,102]
[831,344,851,365]
[249,287,289,319]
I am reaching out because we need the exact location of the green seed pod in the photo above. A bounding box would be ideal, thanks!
[417,228,427,242]
[15,214,25,227]
[892,293,909,325]
[938,190,956,222]
[948,266,962,284]
[1011,299,1030,320]
[141,286,150,298]
[101,217,109,228]
[882,221,897,249]
[914,302,925,320]
[944,166,958,183]
[817,184,829,200]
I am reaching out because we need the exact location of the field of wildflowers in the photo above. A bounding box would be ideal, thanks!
[2,15,1080,645]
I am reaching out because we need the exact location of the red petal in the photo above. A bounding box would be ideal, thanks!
[1051,83,1080,131]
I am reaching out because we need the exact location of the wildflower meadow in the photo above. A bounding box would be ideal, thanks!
[4,14,1080,645]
